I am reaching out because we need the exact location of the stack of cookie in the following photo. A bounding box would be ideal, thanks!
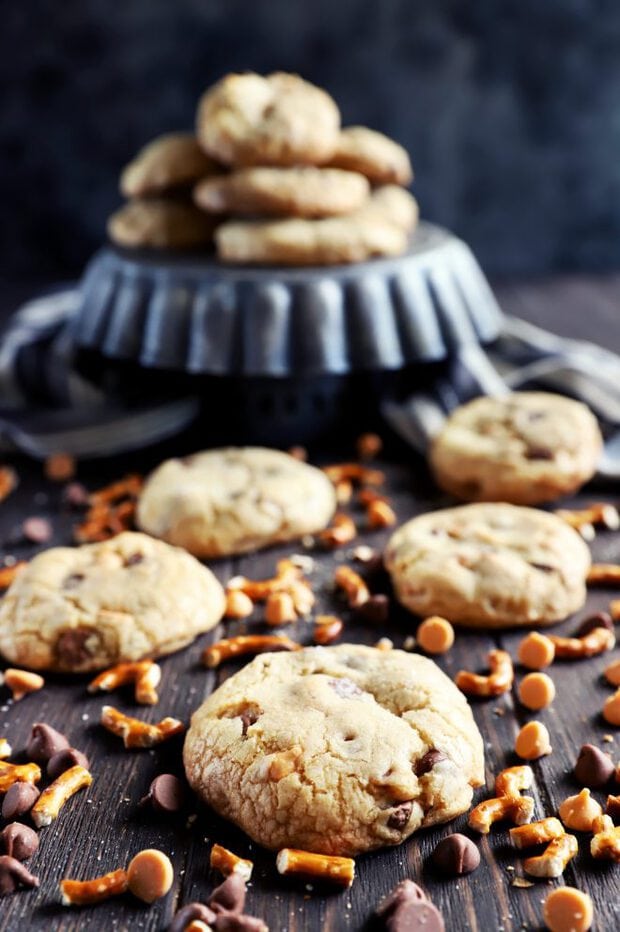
[108,71,418,265]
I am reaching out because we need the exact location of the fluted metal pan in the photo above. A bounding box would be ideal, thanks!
[72,222,502,376]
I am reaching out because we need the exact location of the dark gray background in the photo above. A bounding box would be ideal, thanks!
[3,0,620,281]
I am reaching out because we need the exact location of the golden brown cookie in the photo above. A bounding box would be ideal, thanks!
[107,199,218,250]
[328,126,413,186]
[429,392,603,504]
[362,185,419,232]
[196,72,340,167]
[183,644,484,856]
[215,212,408,266]
[120,133,221,198]
[194,166,369,218]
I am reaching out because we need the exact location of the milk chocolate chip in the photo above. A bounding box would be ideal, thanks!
[47,748,90,781]
[574,744,614,789]
[414,749,447,777]
[169,902,216,932]
[140,774,185,814]
[1,783,40,821]
[0,823,39,862]
[55,628,93,667]
[209,872,247,914]
[26,722,70,763]
[387,801,413,830]
[0,855,39,896]
[431,833,480,876]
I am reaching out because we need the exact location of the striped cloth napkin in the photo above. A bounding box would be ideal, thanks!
[2,287,620,476]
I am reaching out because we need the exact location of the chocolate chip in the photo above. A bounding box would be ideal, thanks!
[26,722,70,763]
[1,783,40,821]
[62,482,89,509]
[387,800,413,830]
[240,709,260,736]
[376,879,427,917]
[575,612,614,637]
[169,902,217,932]
[47,747,90,781]
[214,916,268,932]
[140,774,185,814]
[55,628,93,667]
[606,794,620,822]
[431,833,480,876]
[356,594,390,624]
[63,573,85,589]
[328,677,364,699]
[21,517,52,544]
[0,855,39,896]
[0,824,39,862]
[124,552,144,567]
[525,446,554,460]
[386,900,445,932]
[530,563,555,573]
[574,744,614,788]
[209,872,247,914]
[414,749,447,777]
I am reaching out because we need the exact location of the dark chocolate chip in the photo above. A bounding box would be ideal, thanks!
[356,594,390,624]
[62,482,90,509]
[124,552,144,567]
[63,573,85,589]
[525,446,554,460]
[575,612,614,637]
[169,902,217,932]
[387,801,413,830]
[414,749,447,777]
[214,915,268,932]
[55,628,93,667]
[1,783,40,821]
[26,722,70,763]
[209,872,247,914]
[21,517,52,544]
[530,563,555,573]
[141,774,184,814]
[328,677,363,699]
[431,833,480,876]
[47,748,90,781]
[385,900,445,932]
[240,709,260,736]
[574,744,614,788]
[606,794,620,822]
[0,855,39,896]
[0,823,39,862]
[376,879,427,917]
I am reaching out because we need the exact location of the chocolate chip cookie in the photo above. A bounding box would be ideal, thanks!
[429,392,602,504]
[385,503,591,628]
[136,447,337,558]
[328,125,413,186]
[0,532,225,672]
[120,133,221,198]
[183,644,484,855]
[107,199,218,250]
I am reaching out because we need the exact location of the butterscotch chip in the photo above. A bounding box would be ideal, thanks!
[196,72,340,167]
[44,453,76,482]
[518,632,556,670]
[543,886,593,932]
[518,672,556,711]
[604,658,620,686]
[515,721,552,760]
[558,788,602,832]
[417,617,455,655]
[108,199,218,250]
[328,125,413,185]
[127,849,173,903]
[121,133,220,198]
[195,167,369,218]
[603,688,620,726]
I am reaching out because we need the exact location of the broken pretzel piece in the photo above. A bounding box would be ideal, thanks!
[313,615,343,645]
[322,463,385,487]
[468,795,534,834]
[549,626,615,660]
[88,660,161,706]
[523,833,578,878]
[591,814,620,862]
[555,503,619,539]
[202,635,300,669]
[366,498,397,529]
[227,559,302,601]
[210,843,253,881]
[31,764,92,828]
[0,739,11,760]
[0,761,41,793]
[334,565,370,608]
[60,868,128,906]
[0,668,44,702]
[224,589,254,619]
[100,706,185,749]
[319,513,357,548]
[587,563,620,586]
[276,848,355,888]
[495,765,534,799]
[455,650,514,698]
[509,817,565,849]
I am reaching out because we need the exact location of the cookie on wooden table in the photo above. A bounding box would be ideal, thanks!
[108,199,218,250]
[194,166,369,218]
[120,133,221,198]
[183,644,484,856]
[0,532,225,672]
[429,392,602,505]
[328,125,413,186]
[196,72,340,167]
[385,502,591,628]
[136,447,337,558]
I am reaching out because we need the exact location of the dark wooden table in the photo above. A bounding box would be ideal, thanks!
[0,275,619,932]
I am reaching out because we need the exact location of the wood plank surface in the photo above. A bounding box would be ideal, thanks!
[0,277,618,931]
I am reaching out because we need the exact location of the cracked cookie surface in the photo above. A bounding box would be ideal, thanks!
[183,644,484,856]
[429,392,602,504]
[0,531,225,672]
[385,503,590,628]
[136,447,337,558]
